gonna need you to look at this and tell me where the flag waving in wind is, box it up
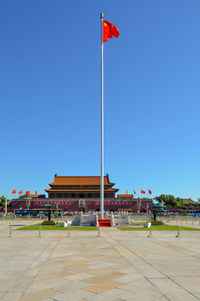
[103,21,120,42]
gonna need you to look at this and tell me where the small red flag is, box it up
[126,189,128,195]
[103,20,120,43]
[148,189,152,195]
[26,191,30,194]
[141,190,146,194]
[134,190,136,195]
[12,190,16,194]
[35,190,38,194]
[18,190,23,195]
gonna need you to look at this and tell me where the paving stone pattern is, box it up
[0,225,200,300]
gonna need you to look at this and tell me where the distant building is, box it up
[30,194,46,199]
[117,194,133,199]
[45,174,119,199]
[182,198,197,205]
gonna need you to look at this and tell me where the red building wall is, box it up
[11,198,153,213]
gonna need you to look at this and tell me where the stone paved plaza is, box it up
[0,224,200,301]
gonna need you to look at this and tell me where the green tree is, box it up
[154,194,177,207]
[19,194,30,199]
[0,196,11,207]
[176,197,184,207]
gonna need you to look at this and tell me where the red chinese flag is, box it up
[134,190,136,195]
[26,191,30,195]
[103,20,120,43]
[18,190,23,195]
[35,190,38,194]
[148,189,152,195]
[12,190,16,194]
[141,190,146,194]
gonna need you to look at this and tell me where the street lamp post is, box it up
[25,196,32,219]
[25,195,31,210]
[5,200,7,216]
[137,198,141,214]
[56,202,58,224]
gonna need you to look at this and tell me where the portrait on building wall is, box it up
[79,200,85,207]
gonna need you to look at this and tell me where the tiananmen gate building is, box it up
[11,174,152,213]
[45,174,119,199]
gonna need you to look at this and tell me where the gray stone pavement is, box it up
[0,224,200,301]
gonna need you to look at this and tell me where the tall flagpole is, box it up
[100,12,104,219]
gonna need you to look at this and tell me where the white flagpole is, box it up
[100,12,104,219]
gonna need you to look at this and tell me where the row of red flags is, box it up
[13,189,152,195]
[126,189,152,195]
[12,189,152,195]
[12,190,38,195]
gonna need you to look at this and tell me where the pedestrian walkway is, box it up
[0,226,200,300]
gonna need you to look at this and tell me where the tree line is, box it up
[154,194,199,208]
[0,194,30,207]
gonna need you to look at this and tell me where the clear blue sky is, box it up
[1,0,200,200]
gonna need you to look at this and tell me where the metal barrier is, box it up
[176,226,181,238]
[38,225,41,237]
[67,224,70,237]
[147,225,152,238]
[8,224,26,237]
[97,225,101,237]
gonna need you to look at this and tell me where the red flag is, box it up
[103,20,120,43]
[12,190,16,194]
[134,190,136,195]
[126,189,128,195]
[148,189,152,195]
[35,190,38,194]
[141,190,146,194]
[18,190,23,195]
[26,191,30,194]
